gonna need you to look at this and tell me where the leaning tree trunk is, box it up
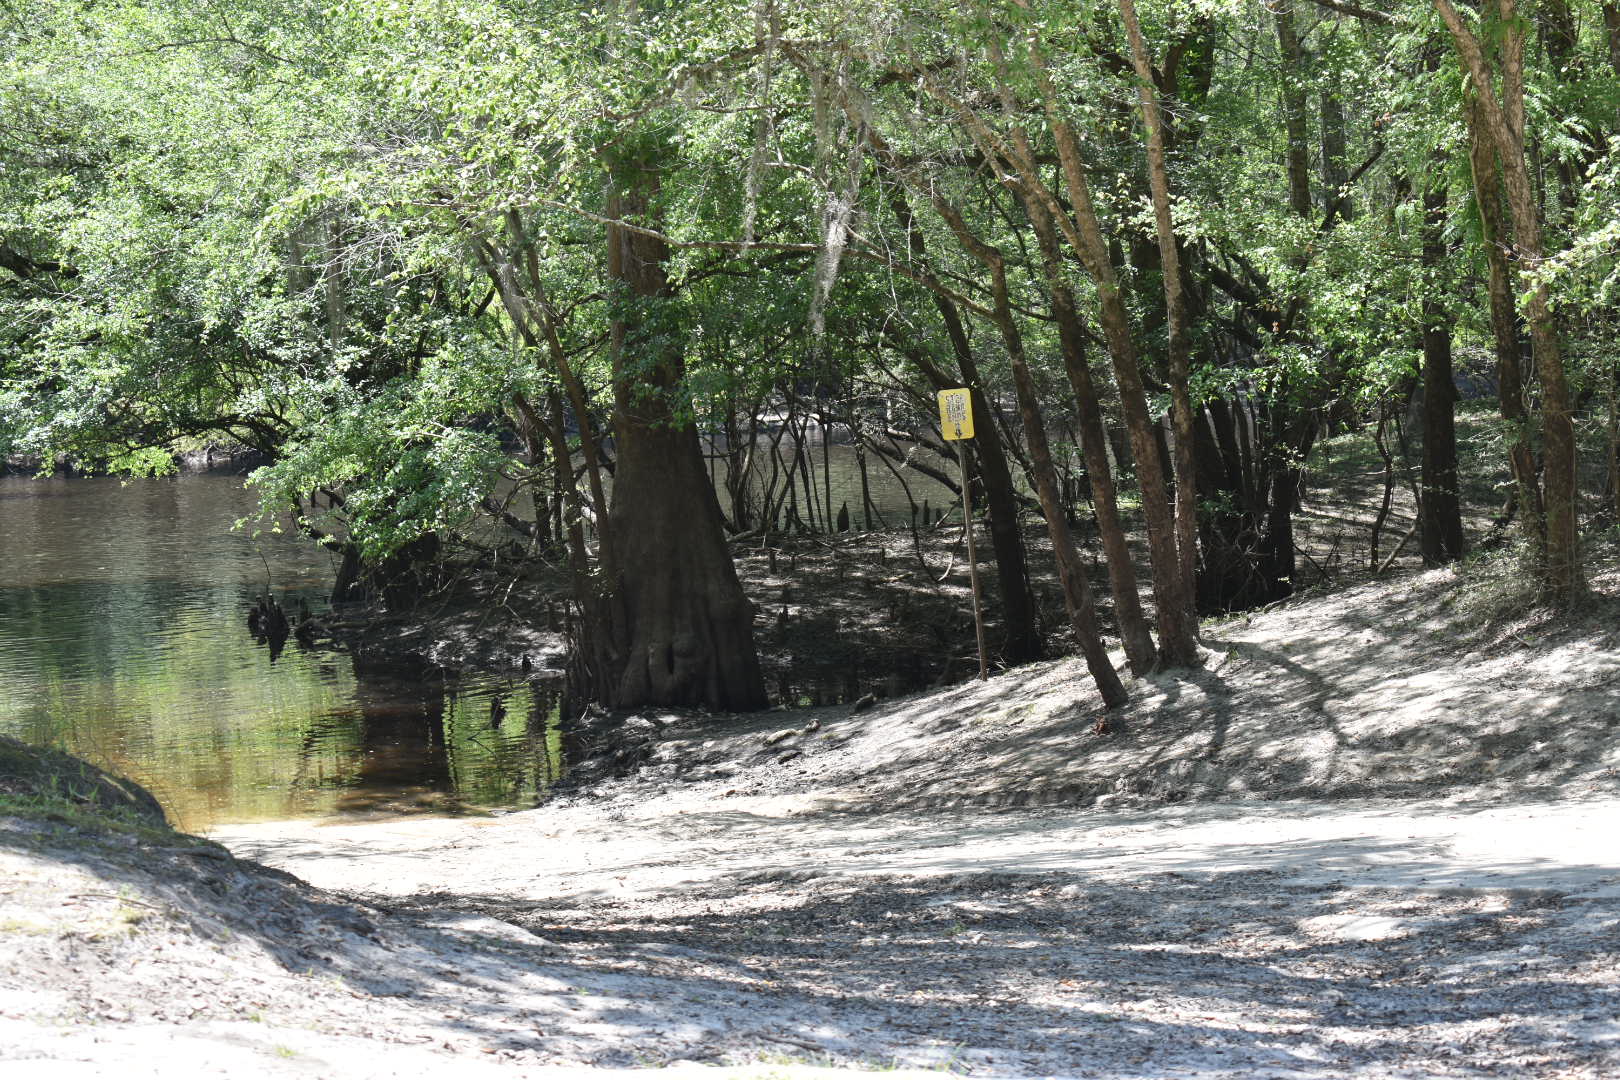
[893,144,1127,705]
[1014,39,1200,667]
[1190,0,1315,613]
[1605,3,1620,81]
[1120,0,1201,659]
[934,329,1042,664]
[1440,0,1579,601]
[1027,196,1157,676]
[572,160,767,712]
[984,260,1128,708]
[1468,95,1542,550]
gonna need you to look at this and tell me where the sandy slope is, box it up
[7,566,1620,1077]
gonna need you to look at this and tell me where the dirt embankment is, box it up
[6,561,1620,1078]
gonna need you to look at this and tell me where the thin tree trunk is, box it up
[1467,95,1543,555]
[1027,196,1157,676]
[513,388,589,585]
[506,389,551,552]
[1418,175,1466,564]
[1539,0,1580,213]
[821,406,833,532]
[1605,3,1620,81]
[1001,334,1128,705]
[851,408,875,530]
[1119,0,1201,662]
[1319,16,1353,222]
[479,228,612,560]
[963,26,1198,666]
[1606,371,1620,524]
[887,190,1042,664]
[506,210,611,543]
[794,410,818,532]
[1439,0,1580,602]
[1370,405,1396,570]
[1273,1,1314,219]
[982,259,1129,707]
[896,157,1127,705]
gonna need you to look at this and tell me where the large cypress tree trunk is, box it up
[572,160,767,712]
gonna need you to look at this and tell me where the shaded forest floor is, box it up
[299,400,1555,716]
[8,551,1620,1077]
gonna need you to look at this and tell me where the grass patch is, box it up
[0,736,169,828]
[1442,544,1549,635]
[0,791,187,847]
[0,737,198,848]
[1437,530,1620,642]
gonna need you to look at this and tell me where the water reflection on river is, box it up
[0,475,565,831]
[1,442,960,830]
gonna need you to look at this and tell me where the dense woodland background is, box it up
[2,0,1617,711]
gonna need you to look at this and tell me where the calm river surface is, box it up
[0,475,562,831]
[0,446,957,831]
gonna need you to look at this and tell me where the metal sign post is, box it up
[938,389,989,681]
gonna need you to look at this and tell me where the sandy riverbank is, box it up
[6,563,1620,1077]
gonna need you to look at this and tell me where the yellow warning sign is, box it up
[938,388,975,441]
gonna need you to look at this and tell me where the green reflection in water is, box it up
[0,476,568,831]
[441,680,567,809]
[0,581,357,829]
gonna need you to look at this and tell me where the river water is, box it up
[0,475,562,831]
[0,445,959,830]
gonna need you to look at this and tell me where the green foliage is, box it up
[250,343,518,558]
[4,0,1617,574]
